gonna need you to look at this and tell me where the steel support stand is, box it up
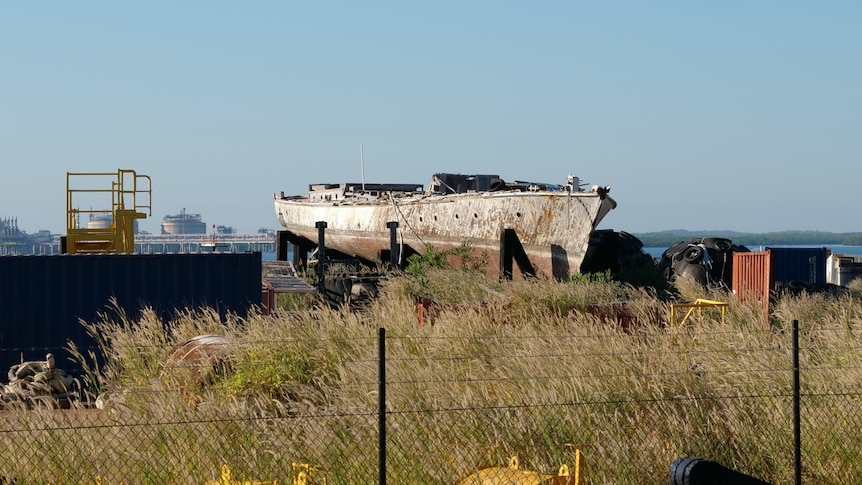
[387,221,399,270]
[316,221,327,294]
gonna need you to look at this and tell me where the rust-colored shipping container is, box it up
[732,247,829,316]
[732,251,772,316]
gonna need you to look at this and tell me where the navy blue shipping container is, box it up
[765,246,828,287]
[0,252,262,370]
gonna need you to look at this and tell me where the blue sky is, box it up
[2,2,860,235]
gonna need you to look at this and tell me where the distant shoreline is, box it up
[633,230,862,248]
[643,243,862,259]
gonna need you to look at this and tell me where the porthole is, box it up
[455,214,459,219]
[419,216,424,222]
[516,212,522,218]
[473,213,478,219]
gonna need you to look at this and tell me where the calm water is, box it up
[645,244,862,259]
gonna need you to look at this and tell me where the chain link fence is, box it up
[0,315,860,484]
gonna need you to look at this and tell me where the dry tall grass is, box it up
[2,271,862,484]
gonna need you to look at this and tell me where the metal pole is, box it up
[378,327,386,485]
[793,319,801,485]
[387,221,399,270]
[315,221,327,295]
[276,231,289,261]
[500,229,513,280]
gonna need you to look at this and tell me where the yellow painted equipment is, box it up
[64,169,151,254]
[291,463,328,485]
[205,464,279,485]
[456,452,582,485]
[669,298,728,328]
[203,463,327,484]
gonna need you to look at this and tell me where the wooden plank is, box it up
[262,261,317,294]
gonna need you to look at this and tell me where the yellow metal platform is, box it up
[65,169,151,254]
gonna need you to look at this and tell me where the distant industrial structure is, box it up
[1,216,21,237]
[3,170,277,255]
[161,209,207,235]
[0,216,55,255]
[136,230,275,254]
[0,214,275,255]
[159,209,239,238]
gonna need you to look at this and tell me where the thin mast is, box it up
[360,143,366,191]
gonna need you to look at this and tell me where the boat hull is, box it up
[275,189,615,278]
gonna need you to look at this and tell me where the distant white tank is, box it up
[87,214,112,229]
[87,214,140,234]
[161,209,206,235]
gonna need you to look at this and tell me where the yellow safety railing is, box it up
[65,169,151,254]
[669,298,728,328]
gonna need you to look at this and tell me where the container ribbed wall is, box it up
[0,252,261,369]
[732,251,772,317]
[732,247,829,317]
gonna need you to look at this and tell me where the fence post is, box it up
[792,319,801,485]
[378,327,387,485]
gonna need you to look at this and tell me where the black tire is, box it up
[788,280,808,290]
[678,263,709,285]
[683,246,704,263]
[662,241,690,259]
[731,244,750,253]
[710,238,733,252]
[670,457,702,485]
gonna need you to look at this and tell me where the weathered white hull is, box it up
[274,189,616,278]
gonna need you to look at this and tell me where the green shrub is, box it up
[221,350,318,399]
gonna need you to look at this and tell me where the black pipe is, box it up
[670,457,772,484]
